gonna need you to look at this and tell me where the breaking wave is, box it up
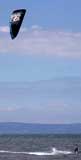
[27,148,72,155]
[0,148,72,156]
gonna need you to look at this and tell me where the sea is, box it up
[0,134,80,160]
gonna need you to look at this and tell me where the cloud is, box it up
[0,106,22,112]
[31,25,42,30]
[0,26,9,33]
[0,25,81,57]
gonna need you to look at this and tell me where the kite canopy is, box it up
[10,9,26,39]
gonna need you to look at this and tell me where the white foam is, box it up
[52,148,72,155]
[0,150,28,154]
[0,148,72,156]
[28,148,72,156]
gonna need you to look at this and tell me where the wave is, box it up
[0,148,72,156]
[28,148,72,156]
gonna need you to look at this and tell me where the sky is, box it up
[0,0,81,124]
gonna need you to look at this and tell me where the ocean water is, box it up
[0,134,80,160]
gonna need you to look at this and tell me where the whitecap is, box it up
[0,148,72,156]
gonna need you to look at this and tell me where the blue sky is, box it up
[0,0,81,123]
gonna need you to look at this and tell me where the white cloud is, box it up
[0,25,81,57]
[31,25,42,30]
[0,106,22,112]
[0,26,9,32]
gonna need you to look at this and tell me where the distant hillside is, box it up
[0,122,81,134]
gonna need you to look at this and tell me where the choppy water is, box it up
[0,134,80,160]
